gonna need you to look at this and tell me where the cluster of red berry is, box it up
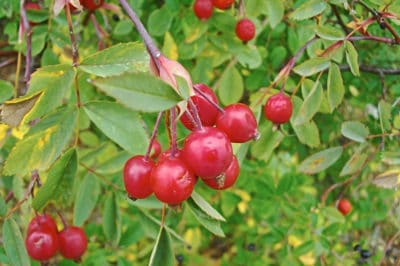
[192,0,256,42]
[124,83,259,205]
[25,214,88,263]
[337,198,352,216]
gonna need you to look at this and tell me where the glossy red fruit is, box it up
[180,83,219,131]
[123,155,154,199]
[150,139,162,160]
[182,127,233,179]
[337,198,352,216]
[58,226,88,260]
[25,227,59,261]
[150,157,196,205]
[203,155,239,190]
[216,103,259,143]
[27,214,58,235]
[235,18,256,42]
[193,0,213,20]
[264,92,293,124]
[212,0,234,9]
[158,148,182,162]
[81,0,104,11]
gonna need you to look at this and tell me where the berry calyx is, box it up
[235,18,256,42]
[81,0,104,11]
[27,214,58,235]
[180,83,219,131]
[337,198,352,216]
[264,92,293,124]
[212,0,234,9]
[216,103,259,143]
[150,157,196,205]
[182,127,233,179]
[193,0,213,20]
[123,155,154,199]
[58,226,88,260]
[25,227,59,261]
[203,155,239,190]
[150,139,162,160]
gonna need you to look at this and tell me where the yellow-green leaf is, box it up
[298,146,343,174]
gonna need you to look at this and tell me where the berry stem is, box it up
[193,84,225,113]
[56,210,68,228]
[188,99,203,130]
[161,204,166,227]
[20,0,33,92]
[90,13,109,50]
[65,3,79,66]
[145,111,164,160]
[170,107,178,157]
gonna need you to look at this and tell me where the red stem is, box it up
[145,112,164,160]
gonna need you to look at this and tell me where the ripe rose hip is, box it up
[150,157,196,205]
[193,0,213,20]
[216,103,259,143]
[180,83,219,131]
[264,92,293,124]
[158,148,182,162]
[25,227,59,261]
[235,18,256,42]
[337,198,352,216]
[81,0,104,11]
[27,214,58,235]
[203,155,239,190]
[123,155,154,199]
[58,226,88,260]
[182,127,233,179]
[212,0,234,9]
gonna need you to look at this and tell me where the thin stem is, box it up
[339,64,400,75]
[65,4,79,66]
[188,99,203,130]
[331,4,350,35]
[193,84,224,113]
[0,58,16,69]
[170,107,178,156]
[56,210,68,228]
[145,112,164,159]
[79,162,124,191]
[161,204,166,227]
[90,13,109,50]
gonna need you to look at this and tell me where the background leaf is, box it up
[218,66,244,106]
[190,191,226,222]
[345,41,360,76]
[293,80,323,126]
[3,218,30,266]
[298,146,343,174]
[103,192,121,245]
[74,173,101,226]
[148,226,174,266]
[341,121,369,143]
[290,0,327,20]
[293,57,330,77]
[327,64,345,111]
[0,80,13,103]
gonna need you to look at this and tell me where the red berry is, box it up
[27,214,58,235]
[182,127,233,179]
[150,157,196,205]
[235,18,256,42]
[264,92,293,124]
[212,0,234,9]
[337,198,352,216]
[123,155,154,199]
[81,0,104,11]
[150,139,162,160]
[24,2,41,27]
[180,83,219,131]
[193,0,213,20]
[58,226,88,260]
[158,148,182,162]
[216,103,259,143]
[25,227,59,261]
[203,155,239,190]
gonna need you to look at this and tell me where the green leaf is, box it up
[293,57,330,77]
[84,101,149,155]
[293,120,321,148]
[0,197,7,217]
[340,144,369,176]
[379,100,392,132]
[266,0,284,28]
[73,173,101,226]
[186,197,225,237]
[341,121,369,142]
[218,66,244,106]
[293,80,323,126]
[103,192,121,244]
[3,108,78,177]
[128,196,163,210]
[0,80,13,103]
[3,218,30,266]
[91,73,182,112]
[190,191,226,222]
[32,148,77,210]
[381,151,400,165]
[327,64,345,111]
[0,92,41,127]
[95,151,131,174]
[344,41,360,76]
[79,42,149,77]
[251,120,284,161]
[315,25,345,41]
[298,146,343,174]
[290,0,327,20]
[148,226,174,266]
[148,7,173,37]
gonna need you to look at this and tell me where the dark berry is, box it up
[353,244,361,252]
[235,18,256,42]
[360,249,372,259]
[247,243,256,251]
[264,92,293,124]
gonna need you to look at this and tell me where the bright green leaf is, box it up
[218,66,244,106]
[379,100,392,132]
[327,64,345,111]
[290,0,327,20]
[339,144,369,176]
[266,0,284,28]
[95,151,131,174]
[315,25,345,40]
[251,120,285,160]
[298,146,343,174]
[381,151,400,165]
[0,80,13,103]
[293,79,323,126]
[3,218,30,266]
[148,7,173,37]
[190,191,226,222]
[341,121,369,142]
[148,226,174,266]
[103,192,121,244]
[345,41,360,76]
[293,57,331,77]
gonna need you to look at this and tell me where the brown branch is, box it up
[339,64,400,75]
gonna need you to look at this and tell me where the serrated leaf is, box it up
[293,57,330,77]
[148,226,174,266]
[84,101,149,155]
[339,144,368,176]
[315,25,345,40]
[3,218,30,266]
[290,0,327,20]
[186,197,225,237]
[344,41,360,76]
[293,79,323,126]
[218,66,244,106]
[190,191,226,222]
[91,73,182,113]
[32,148,77,210]
[1,92,41,127]
[79,42,149,77]
[266,0,284,28]
[3,108,78,177]
[298,146,343,174]
[341,121,369,142]
[103,192,121,244]
[379,100,392,132]
[327,64,344,111]
[0,80,13,103]
[73,173,101,226]
[372,169,400,189]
